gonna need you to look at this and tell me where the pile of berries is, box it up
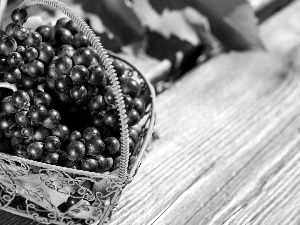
[0,8,145,173]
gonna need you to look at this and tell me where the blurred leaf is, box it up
[148,0,264,50]
[132,0,207,46]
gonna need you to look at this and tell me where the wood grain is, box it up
[108,49,300,225]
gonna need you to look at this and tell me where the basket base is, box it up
[0,195,104,225]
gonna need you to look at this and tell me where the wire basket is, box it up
[0,0,156,224]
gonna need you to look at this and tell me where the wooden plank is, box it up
[108,50,298,224]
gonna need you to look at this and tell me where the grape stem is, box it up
[0,82,17,91]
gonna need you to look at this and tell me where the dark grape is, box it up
[42,109,61,129]
[55,75,73,93]
[55,18,70,30]
[88,95,105,111]
[96,154,107,170]
[19,62,28,74]
[44,78,56,91]
[11,8,28,24]
[57,44,74,57]
[4,67,22,84]
[103,109,118,126]
[82,127,100,141]
[24,30,42,48]
[45,136,61,152]
[55,28,73,46]
[69,130,81,142]
[38,43,55,64]
[52,124,69,141]
[86,137,105,156]
[90,57,99,67]
[31,126,50,141]
[12,24,27,40]
[123,94,134,111]
[15,110,30,127]
[5,23,15,36]
[25,47,38,61]
[81,157,98,172]
[65,20,80,34]
[128,127,139,142]
[72,47,93,67]
[128,137,135,153]
[12,90,30,109]
[55,56,73,75]
[104,86,115,105]
[85,85,99,100]
[6,52,22,67]
[66,141,86,161]
[87,46,101,63]
[70,85,87,103]
[87,65,106,85]
[18,74,38,90]
[94,120,111,139]
[72,32,89,48]
[27,141,44,160]
[0,36,17,56]
[134,98,145,116]
[104,137,120,154]
[127,109,140,127]
[69,65,89,85]
[33,91,51,107]
[13,128,22,138]
[27,60,44,77]
[47,61,62,80]
[55,91,72,103]
[16,45,25,54]
[28,104,48,123]
[42,152,60,165]
[21,125,35,137]
[0,115,15,132]
[2,96,17,114]
[121,77,140,98]
[36,25,52,42]
[112,59,125,76]
[13,145,28,158]
[113,155,121,170]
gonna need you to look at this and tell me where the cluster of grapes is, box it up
[0,8,145,173]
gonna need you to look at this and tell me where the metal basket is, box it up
[0,0,156,224]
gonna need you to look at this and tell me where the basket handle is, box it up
[18,0,130,182]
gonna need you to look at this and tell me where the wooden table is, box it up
[1,0,300,224]
[111,1,300,224]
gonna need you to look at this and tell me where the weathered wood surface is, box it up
[109,49,299,225]
[108,2,300,224]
